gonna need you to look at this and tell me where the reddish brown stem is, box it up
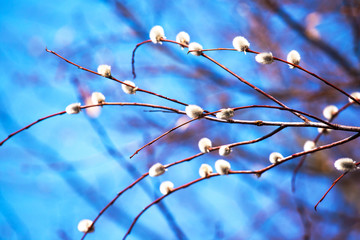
[0,103,182,147]
[2,102,358,148]
[84,126,287,239]
[131,39,187,79]
[124,166,272,238]
[81,173,148,240]
[231,105,335,128]
[124,146,359,238]
[46,48,190,108]
[291,102,353,192]
[155,41,309,122]
[130,111,219,159]
[314,172,347,211]
[315,162,360,211]
[254,132,360,175]
[0,111,66,146]
[122,176,212,239]
[196,47,360,105]
[131,40,152,79]
[166,126,286,168]
[124,145,359,238]
[199,53,309,122]
[86,130,359,240]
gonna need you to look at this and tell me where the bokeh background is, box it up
[1,0,360,239]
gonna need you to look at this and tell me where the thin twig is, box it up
[291,102,353,192]
[2,102,359,148]
[253,132,360,175]
[131,40,152,78]
[129,110,220,159]
[0,111,66,146]
[122,176,213,239]
[314,172,347,211]
[73,79,188,240]
[232,105,335,128]
[46,48,190,108]
[199,53,309,122]
[123,132,359,238]
[80,173,148,240]
[193,47,360,105]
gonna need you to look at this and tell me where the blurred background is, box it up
[1,0,360,239]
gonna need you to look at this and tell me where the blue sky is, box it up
[1,0,360,239]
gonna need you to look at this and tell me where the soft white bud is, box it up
[185,105,203,119]
[97,65,111,77]
[91,92,105,104]
[160,181,174,195]
[122,80,137,94]
[334,158,358,172]
[303,140,316,152]
[176,31,190,46]
[66,103,81,114]
[188,42,203,56]
[232,36,250,53]
[198,138,212,153]
[216,108,234,120]
[77,219,94,233]
[322,105,338,120]
[219,145,232,156]
[348,92,360,104]
[287,50,301,69]
[85,96,101,118]
[215,159,231,175]
[255,52,274,64]
[318,128,332,134]
[269,152,284,164]
[149,25,165,44]
[149,163,166,177]
[199,164,213,178]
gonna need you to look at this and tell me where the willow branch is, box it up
[198,47,360,105]
[129,110,219,159]
[2,102,360,147]
[291,102,353,192]
[46,48,190,108]
[314,172,347,211]
[80,173,148,240]
[123,131,360,238]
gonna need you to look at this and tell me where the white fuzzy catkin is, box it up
[97,65,111,77]
[91,92,105,104]
[215,159,231,175]
[149,25,165,44]
[323,105,338,120]
[269,152,284,164]
[348,92,360,104]
[77,219,94,233]
[198,138,212,153]
[188,42,203,56]
[149,163,166,177]
[334,158,358,172]
[318,127,332,134]
[176,31,190,46]
[121,80,137,94]
[216,108,234,120]
[232,36,250,53]
[160,181,174,195]
[303,140,316,152]
[199,164,213,178]
[66,103,81,114]
[287,50,301,69]
[219,145,231,156]
[185,105,203,119]
[255,52,274,64]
